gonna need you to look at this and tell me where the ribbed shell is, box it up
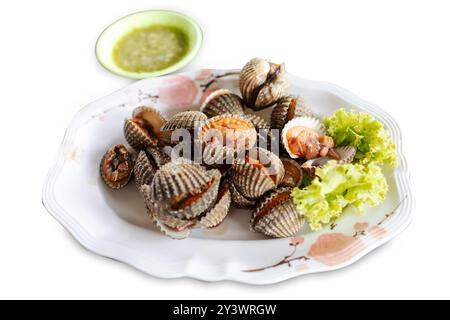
[231,148,285,199]
[149,163,221,219]
[197,182,231,228]
[243,114,272,148]
[198,114,257,151]
[229,180,256,209]
[161,111,207,132]
[281,116,326,159]
[280,158,303,188]
[146,146,171,168]
[243,114,270,130]
[134,150,156,190]
[124,106,167,150]
[239,58,289,110]
[202,142,235,166]
[250,187,305,238]
[301,146,357,176]
[99,144,133,189]
[239,58,271,106]
[149,203,197,231]
[149,213,191,239]
[254,69,289,110]
[200,89,245,118]
[271,96,314,130]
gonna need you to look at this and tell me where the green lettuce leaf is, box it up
[323,108,397,166]
[291,161,388,231]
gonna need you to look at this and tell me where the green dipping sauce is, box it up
[113,25,189,73]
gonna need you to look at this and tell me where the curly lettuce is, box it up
[323,108,397,166]
[291,161,388,231]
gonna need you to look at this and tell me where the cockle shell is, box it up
[100,144,133,189]
[281,116,326,159]
[198,114,257,153]
[301,146,357,176]
[147,162,221,219]
[250,187,305,238]
[160,111,207,144]
[124,106,167,150]
[232,147,285,199]
[229,180,256,209]
[134,146,171,189]
[280,158,304,188]
[200,89,245,118]
[243,114,272,148]
[134,150,156,190]
[271,96,313,130]
[239,58,289,110]
[197,181,231,228]
[243,114,271,130]
[149,213,192,240]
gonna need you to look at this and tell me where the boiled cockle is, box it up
[200,89,245,117]
[232,147,285,199]
[301,146,356,176]
[281,116,337,160]
[124,106,167,150]
[160,111,207,145]
[239,58,289,110]
[271,95,313,130]
[100,144,134,189]
[198,114,257,155]
[144,162,222,219]
[250,187,305,238]
[228,180,257,209]
[279,158,303,188]
[134,146,170,190]
[197,180,232,228]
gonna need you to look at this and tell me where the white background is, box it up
[0,0,449,299]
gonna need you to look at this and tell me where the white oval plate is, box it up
[42,69,413,284]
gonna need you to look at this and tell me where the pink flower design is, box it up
[354,222,369,232]
[158,75,198,109]
[290,236,304,246]
[308,233,365,266]
[368,226,387,240]
[199,87,220,105]
[195,69,212,81]
[295,264,309,273]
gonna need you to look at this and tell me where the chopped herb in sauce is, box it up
[113,25,189,73]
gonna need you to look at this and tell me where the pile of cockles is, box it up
[100,58,356,239]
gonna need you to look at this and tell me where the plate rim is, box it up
[42,69,414,284]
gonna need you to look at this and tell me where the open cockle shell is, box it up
[134,146,171,190]
[301,145,357,176]
[148,162,221,219]
[280,158,304,188]
[197,181,231,228]
[124,106,167,150]
[134,150,156,190]
[229,180,257,209]
[243,114,272,148]
[100,144,134,189]
[161,111,207,144]
[239,58,290,110]
[232,147,285,199]
[198,114,257,153]
[250,187,305,238]
[149,213,192,240]
[281,116,326,159]
[200,89,245,118]
[271,96,314,130]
